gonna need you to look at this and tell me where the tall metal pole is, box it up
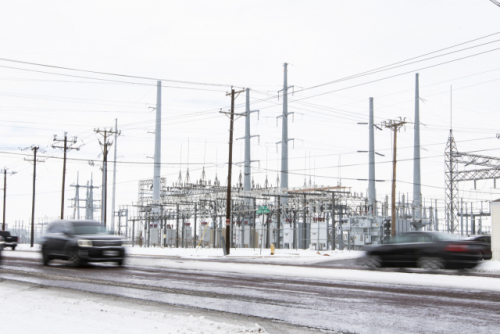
[151,81,162,240]
[111,119,118,232]
[244,88,251,194]
[331,193,335,250]
[391,128,397,237]
[194,203,197,248]
[31,147,38,247]
[176,204,179,248]
[368,97,376,215]
[277,195,281,249]
[280,63,291,205]
[153,81,162,204]
[2,170,6,231]
[302,194,306,249]
[413,73,422,221]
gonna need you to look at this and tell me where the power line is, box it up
[302,35,500,92]
[0,58,233,87]
[0,65,228,92]
[251,46,500,111]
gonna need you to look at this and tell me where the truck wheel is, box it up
[364,255,382,269]
[116,259,123,266]
[11,246,16,251]
[69,251,82,268]
[418,257,444,270]
[42,247,51,266]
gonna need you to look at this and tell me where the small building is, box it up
[490,199,500,261]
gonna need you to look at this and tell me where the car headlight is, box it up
[78,239,93,247]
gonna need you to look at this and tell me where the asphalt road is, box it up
[1,255,500,334]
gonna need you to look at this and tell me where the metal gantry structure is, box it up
[127,174,444,251]
[445,131,498,233]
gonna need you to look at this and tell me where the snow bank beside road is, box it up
[126,246,364,264]
[13,243,363,264]
[475,260,500,273]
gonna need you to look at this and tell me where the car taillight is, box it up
[445,244,469,252]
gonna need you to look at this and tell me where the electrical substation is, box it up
[58,66,494,252]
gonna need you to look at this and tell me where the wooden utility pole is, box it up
[220,87,245,255]
[1,168,16,231]
[24,146,45,247]
[95,127,119,228]
[382,118,408,237]
[52,132,79,219]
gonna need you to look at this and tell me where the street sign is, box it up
[256,206,270,214]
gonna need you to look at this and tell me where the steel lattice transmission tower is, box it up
[445,130,459,232]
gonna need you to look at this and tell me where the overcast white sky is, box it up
[1,1,500,227]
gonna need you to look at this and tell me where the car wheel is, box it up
[116,259,123,266]
[418,257,444,270]
[364,255,382,269]
[11,246,16,251]
[42,247,51,266]
[69,251,82,268]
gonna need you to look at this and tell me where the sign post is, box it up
[256,206,270,255]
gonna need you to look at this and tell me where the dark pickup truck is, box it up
[0,231,18,250]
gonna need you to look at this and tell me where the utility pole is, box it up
[24,146,45,247]
[413,73,422,222]
[151,81,162,239]
[236,88,259,200]
[220,87,245,255]
[1,168,17,231]
[95,127,120,228]
[111,118,122,233]
[52,132,79,219]
[383,118,408,237]
[277,63,294,205]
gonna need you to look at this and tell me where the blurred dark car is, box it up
[464,235,491,260]
[40,220,125,267]
[362,231,481,270]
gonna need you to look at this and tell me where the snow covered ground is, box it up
[0,280,267,334]
[14,243,363,264]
